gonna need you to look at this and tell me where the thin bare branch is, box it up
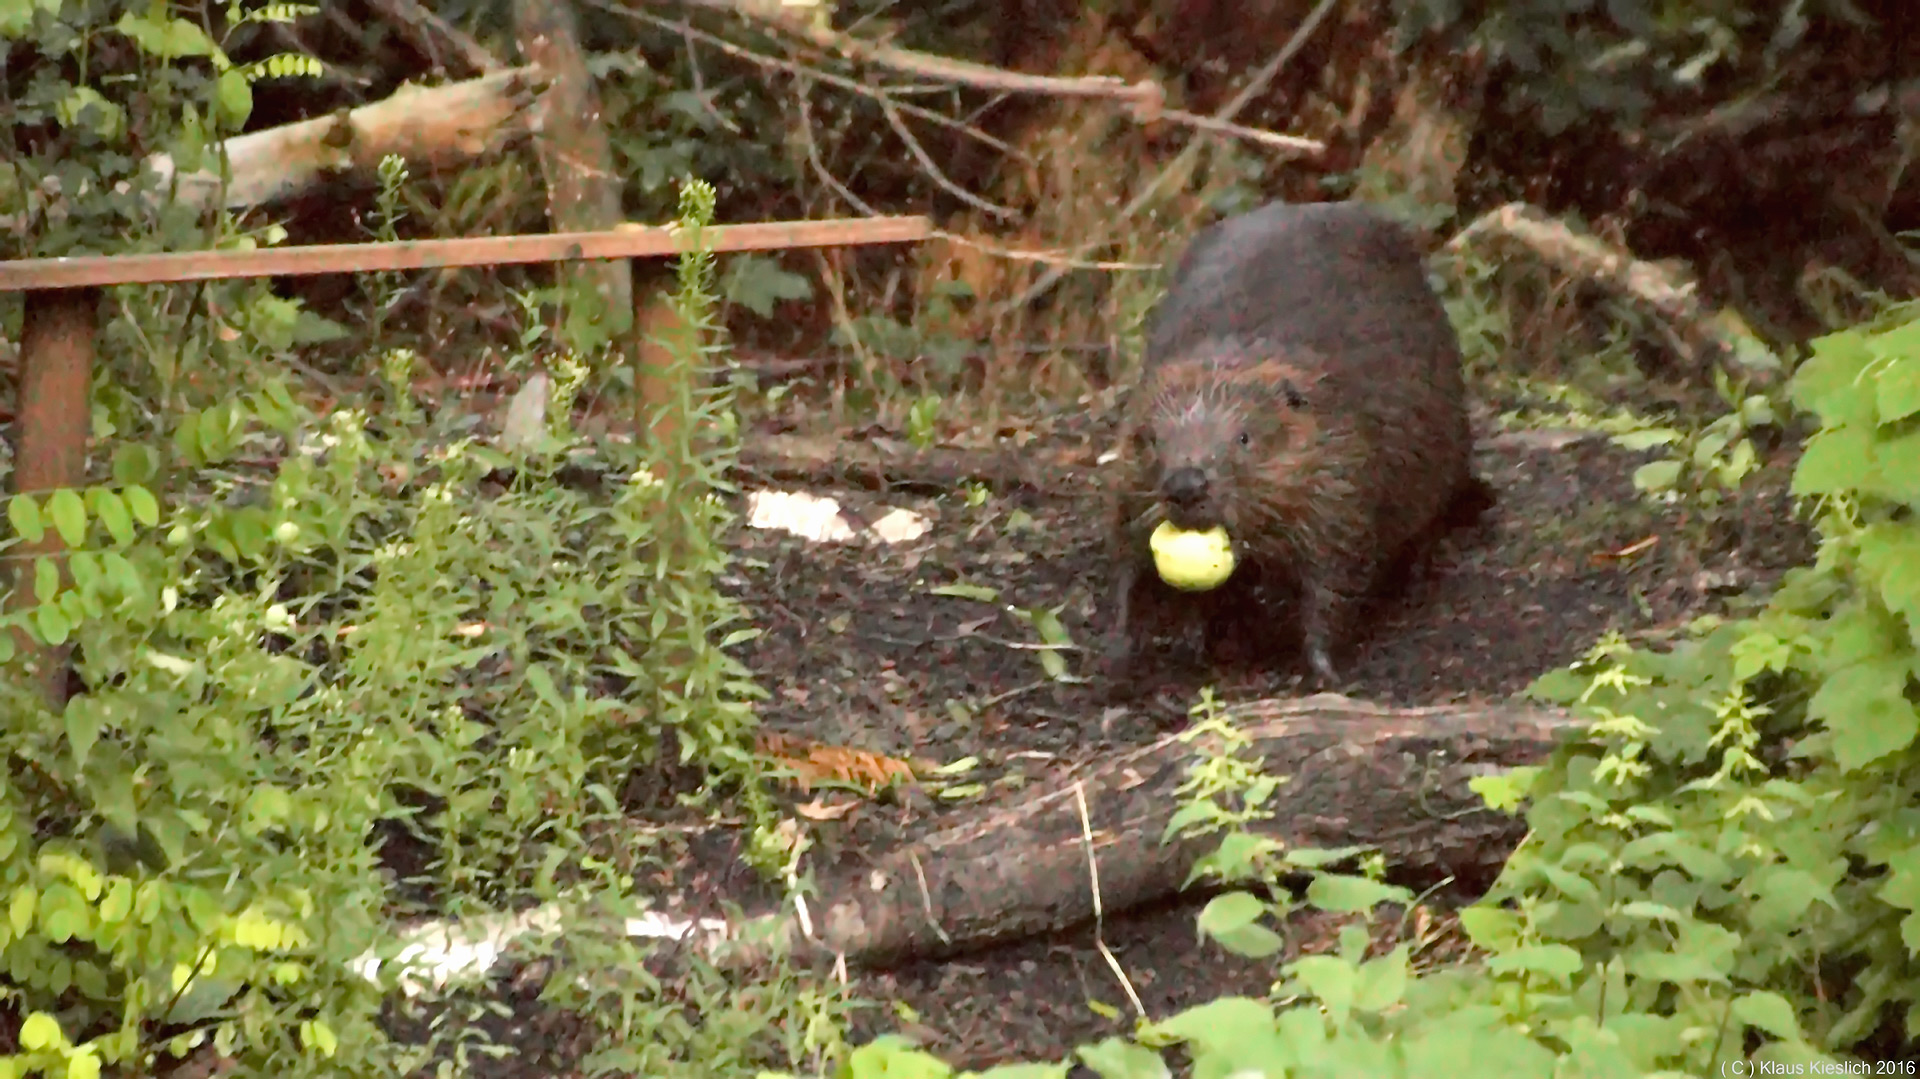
[796,81,882,218]
[363,0,502,76]
[876,98,1016,220]
[1005,0,1344,313]
[601,5,1025,162]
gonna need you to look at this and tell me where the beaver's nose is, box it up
[1161,467,1208,506]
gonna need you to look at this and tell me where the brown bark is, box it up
[143,67,543,213]
[9,289,98,708]
[728,693,1579,969]
[514,0,634,349]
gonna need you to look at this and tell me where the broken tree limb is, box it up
[364,0,502,77]
[339,694,1583,995]
[715,693,1582,970]
[1445,201,1786,385]
[140,66,545,213]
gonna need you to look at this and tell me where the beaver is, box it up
[1102,199,1493,692]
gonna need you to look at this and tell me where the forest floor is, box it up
[397,378,1815,1076]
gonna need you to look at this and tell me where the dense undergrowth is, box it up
[1,4,833,1078]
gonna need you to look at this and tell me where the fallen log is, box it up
[722,692,1583,970]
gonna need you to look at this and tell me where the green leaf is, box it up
[1733,991,1804,1041]
[97,879,132,924]
[64,699,99,768]
[9,494,44,544]
[10,887,36,937]
[1196,892,1285,958]
[1304,872,1409,913]
[66,1049,100,1079]
[1353,944,1410,1013]
[1626,947,1732,986]
[228,509,267,562]
[1878,356,1920,424]
[113,11,217,58]
[1073,1038,1168,1079]
[1610,427,1681,451]
[89,488,134,546]
[197,405,232,463]
[1632,459,1683,492]
[48,488,86,547]
[1807,658,1920,769]
[1791,326,1874,423]
[34,603,71,646]
[124,485,160,528]
[721,255,813,318]
[1143,995,1276,1050]
[1868,317,1920,365]
[172,416,203,467]
[111,444,159,486]
[1197,890,1266,934]
[1874,428,1920,505]
[1487,943,1584,980]
[242,787,293,834]
[18,1012,62,1051]
[33,556,60,603]
[1793,424,1877,496]
[1286,955,1357,1021]
[102,553,141,598]
[216,69,253,128]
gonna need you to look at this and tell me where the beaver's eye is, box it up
[1237,431,1251,448]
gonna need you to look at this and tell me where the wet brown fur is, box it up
[1101,200,1490,692]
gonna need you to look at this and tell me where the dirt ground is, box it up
[389,385,1814,1077]
[716,398,1808,1070]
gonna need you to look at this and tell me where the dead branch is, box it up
[717,0,1325,157]
[708,693,1579,969]
[608,7,1023,161]
[139,66,545,213]
[362,0,502,76]
[610,0,1321,238]
[1005,0,1344,313]
[1446,201,1785,385]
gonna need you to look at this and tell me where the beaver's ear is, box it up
[1279,378,1308,409]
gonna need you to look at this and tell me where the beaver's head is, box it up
[1138,340,1324,533]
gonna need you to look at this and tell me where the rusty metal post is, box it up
[9,287,98,709]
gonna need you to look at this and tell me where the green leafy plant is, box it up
[1612,366,1782,509]
[0,5,796,1077]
